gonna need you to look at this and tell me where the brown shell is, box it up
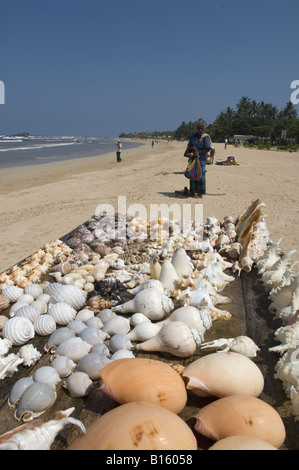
[0,294,10,311]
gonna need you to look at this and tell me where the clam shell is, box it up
[14,382,57,422]
[49,285,87,310]
[48,302,77,325]
[2,317,35,346]
[34,315,57,336]
[2,286,24,303]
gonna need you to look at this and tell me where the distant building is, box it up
[233,134,259,145]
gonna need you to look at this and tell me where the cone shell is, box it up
[67,401,198,450]
[182,352,264,398]
[194,395,286,448]
[98,358,187,414]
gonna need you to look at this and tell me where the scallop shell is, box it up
[34,315,57,336]
[49,285,87,310]
[48,302,77,325]
[63,371,94,398]
[2,317,35,346]
[14,382,57,422]
[2,286,24,303]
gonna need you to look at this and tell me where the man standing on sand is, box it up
[185,121,211,198]
[116,139,122,162]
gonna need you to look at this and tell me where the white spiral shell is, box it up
[49,285,87,310]
[2,286,24,303]
[48,302,77,325]
[2,317,35,346]
[14,305,39,323]
[24,284,44,299]
[34,315,57,336]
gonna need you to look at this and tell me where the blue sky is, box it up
[0,0,298,137]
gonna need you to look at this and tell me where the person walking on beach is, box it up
[184,121,211,198]
[224,138,228,149]
[116,139,122,162]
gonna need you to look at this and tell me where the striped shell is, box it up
[49,285,87,310]
[14,305,39,323]
[48,302,77,325]
[2,286,24,303]
[34,315,57,336]
[24,284,44,299]
[0,315,8,330]
[2,317,35,346]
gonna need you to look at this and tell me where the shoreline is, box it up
[0,139,299,273]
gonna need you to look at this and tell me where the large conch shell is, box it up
[66,401,198,450]
[155,305,212,334]
[182,352,264,398]
[200,335,260,358]
[98,358,187,414]
[194,395,286,448]
[113,288,174,321]
[135,321,202,357]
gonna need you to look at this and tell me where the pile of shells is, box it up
[0,200,294,449]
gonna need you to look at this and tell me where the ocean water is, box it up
[0,135,141,168]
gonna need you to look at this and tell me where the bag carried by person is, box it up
[184,155,202,181]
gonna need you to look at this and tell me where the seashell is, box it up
[261,249,296,290]
[50,262,72,274]
[200,335,260,358]
[44,327,76,353]
[136,321,202,358]
[270,322,299,354]
[67,401,197,450]
[8,377,35,408]
[91,343,111,357]
[128,279,165,296]
[78,326,109,345]
[31,299,48,315]
[102,315,130,336]
[18,344,42,366]
[208,435,278,450]
[0,407,86,450]
[0,337,12,355]
[0,294,10,311]
[14,305,39,323]
[182,352,264,398]
[33,366,60,390]
[110,349,135,360]
[129,312,151,327]
[113,288,174,321]
[67,319,87,334]
[9,298,33,318]
[85,316,103,329]
[36,293,50,304]
[43,282,62,296]
[126,322,161,342]
[159,260,179,291]
[96,308,115,323]
[24,284,44,299]
[48,302,77,325]
[155,305,212,334]
[150,256,162,280]
[76,352,111,379]
[0,314,8,331]
[223,215,234,225]
[171,248,193,279]
[2,286,24,303]
[226,242,242,259]
[108,334,133,353]
[14,382,57,422]
[63,371,94,398]
[49,284,87,310]
[34,315,56,336]
[193,395,286,448]
[99,358,187,414]
[54,337,92,362]
[2,317,35,346]
[50,355,76,377]
[0,353,23,379]
[256,237,283,275]
[268,274,299,315]
[75,308,95,322]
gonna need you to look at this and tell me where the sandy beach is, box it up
[0,139,299,273]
